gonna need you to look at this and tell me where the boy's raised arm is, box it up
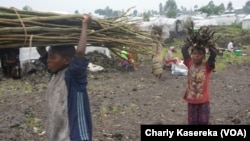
[76,14,91,58]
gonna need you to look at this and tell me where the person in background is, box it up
[151,25,164,80]
[120,48,129,68]
[0,48,21,79]
[36,14,92,141]
[181,41,217,125]
[120,48,138,71]
[164,46,179,70]
[127,51,138,71]
[227,40,234,52]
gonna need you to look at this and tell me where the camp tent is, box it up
[242,15,250,30]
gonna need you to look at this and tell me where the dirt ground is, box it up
[0,52,250,141]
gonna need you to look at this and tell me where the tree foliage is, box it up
[133,10,138,16]
[74,10,79,14]
[166,9,177,18]
[22,5,32,11]
[243,1,250,14]
[227,1,233,11]
[164,0,177,18]
[94,6,122,17]
[197,1,225,16]
[19,0,250,19]
[143,11,150,21]
[159,3,164,15]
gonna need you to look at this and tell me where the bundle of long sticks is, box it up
[0,6,156,57]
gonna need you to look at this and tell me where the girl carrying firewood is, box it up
[181,25,219,125]
[151,25,164,80]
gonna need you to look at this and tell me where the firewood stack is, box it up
[185,22,220,54]
[0,6,156,58]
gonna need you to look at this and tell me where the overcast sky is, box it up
[1,0,249,14]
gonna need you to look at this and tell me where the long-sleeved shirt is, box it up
[40,55,92,141]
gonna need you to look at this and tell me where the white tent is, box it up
[19,47,42,68]
[150,17,182,32]
[85,46,111,58]
[214,14,237,25]
[242,15,250,30]
[193,19,218,28]
[138,21,153,31]
[236,14,247,23]
[138,20,170,39]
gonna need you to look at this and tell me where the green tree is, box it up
[197,1,225,16]
[143,12,150,21]
[105,6,112,17]
[219,3,225,11]
[23,5,32,11]
[164,0,177,18]
[75,10,79,14]
[167,9,177,18]
[159,3,163,15]
[243,1,250,14]
[94,7,121,17]
[207,1,215,8]
[227,1,233,11]
[133,10,138,16]
[150,10,158,16]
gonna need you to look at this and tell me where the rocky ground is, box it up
[0,52,250,141]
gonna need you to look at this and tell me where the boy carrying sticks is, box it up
[36,14,92,141]
[181,25,219,125]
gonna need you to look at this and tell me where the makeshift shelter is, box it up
[235,14,247,23]
[242,15,250,30]
[213,14,237,25]
[193,18,218,28]
[150,17,183,33]
[138,20,170,40]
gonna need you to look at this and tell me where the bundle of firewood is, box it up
[186,22,220,53]
[0,6,156,57]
